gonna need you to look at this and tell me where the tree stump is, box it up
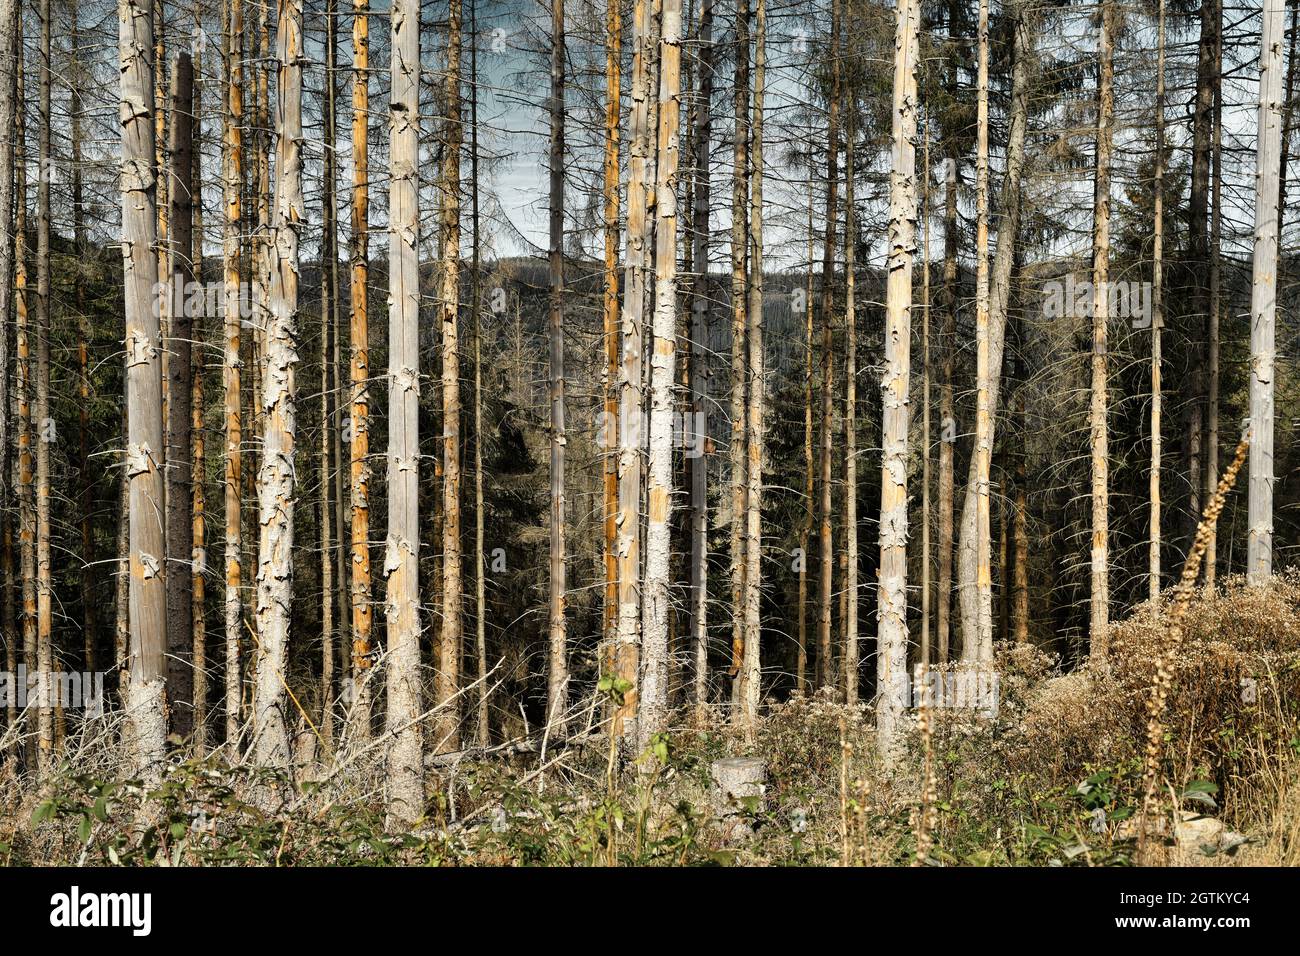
[710,757,766,843]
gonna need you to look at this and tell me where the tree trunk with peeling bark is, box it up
[877,0,918,761]
[35,0,53,775]
[252,0,303,766]
[384,0,422,822]
[817,0,839,690]
[728,0,748,710]
[639,0,682,749]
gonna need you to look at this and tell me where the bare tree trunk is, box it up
[740,0,764,732]
[1205,28,1223,588]
[34,0,54,775]
[727,0,748,709]
[545,0,569,735]
[435,0,464,755]
[15,33,35,770]
[842,83,858,701]
[937,0,958,665]
[253,0,303,766]
[601,0,621,717]
[221,0,243,747]
[920,120,932,664]
[955,1,1033,660]
[0,0,14,755]
[318,0,339,751]
[798,180,813,693]
[1248,0,1285,584]
[1087,0,1114,661]
[121,0,167,772]
[877,0,918,761]
[166,51,196,740]
[817,0,839,689]
[1150,0,1166,602]
[385,0,422,822]
[688,0,711,717]
[639,0,682,749]
[348,0,372,737]
[967,0,992,662]
[614,0,653,739]
[469,0,488,747]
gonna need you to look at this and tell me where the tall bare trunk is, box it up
[0,0,15,760]
[817,0,839,688]
[1247,0,1285,584]
[967,0,992,661]
[601,0,621,716]
[34,0,54,774]
[1205,27,1223,587]
[688,0,711,716]
[121,0,167,771]
[545,0,569,735]
[955,2,1033,660]
[842,83,858,700]
[920,120,932,663]
[639,0,682,749]
[727,0,748,708]
[348,0,372,736]
[166,51,196,739]
[385,0,422,822]
[1150,0,1166,602]
[1087,0,1114,661]
[877,0,918,761]
[740,0,764,731]
[937,0,959,665]
[221,0,244,746]
[253,0,303,765]
[435,0,464,754]
[614,0,653,739]
[469,0,488,747]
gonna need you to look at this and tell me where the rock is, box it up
[710,758,766,843]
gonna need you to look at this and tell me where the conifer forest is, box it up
[0,0,1298,878]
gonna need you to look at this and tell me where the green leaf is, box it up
[77,816,92,843]
[30,801,55,827]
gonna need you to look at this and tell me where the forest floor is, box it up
[2,574,1299,866]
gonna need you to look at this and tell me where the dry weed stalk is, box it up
[1136,432,1249,860]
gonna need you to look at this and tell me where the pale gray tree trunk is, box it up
[876,0,918,760]
[1248,0,1285,584]
[385,0,423,823]
[639,0,682,750]
[253,0,304,766]
[120,0,167,772]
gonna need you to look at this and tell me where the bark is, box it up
[798,180,814,692]
[1087,0,1114,661]
[955,2,1033,661]
[0,0,14,563]
[319,0,339,750]
[937,0,959,665]
[601,0,621,711]
[1248,0,1285,583]
[1150,0,1166,602]
[1205,26,1223,588]
[253,0,303,766]
[741,0,764,731]
[728,0,748,708]
[469,0,488,747]
[385,0,423,823]
[34,0,53,774]
[614,0,653,739]
[546,0,569,735]
[221,0,244,747]
[166,51,196,739]
[877,0,919,761]
[688,0,711,716]
[920,123,932,664]
[817,0,840,689]
[15,28,34,769]
[121,0,167,772]
[842,82,858,701]
[435,0,464,755]
[348,0,372,737]
[639,0,682,750]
